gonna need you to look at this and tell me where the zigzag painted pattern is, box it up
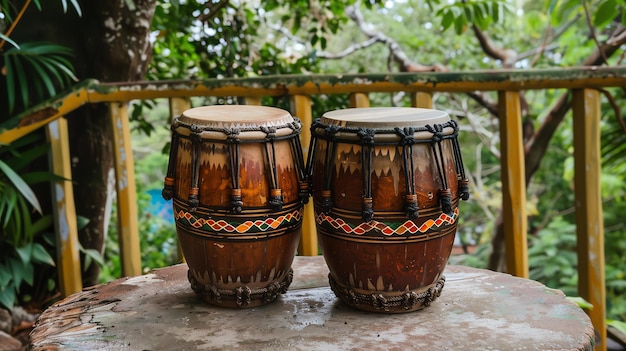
[316,207,458,236]
[175,209,303,233]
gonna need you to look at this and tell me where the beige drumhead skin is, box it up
[175,105,297,140]
[321,107,449,128]
[179,105,294,126]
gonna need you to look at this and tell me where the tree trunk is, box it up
[12,0,156,285]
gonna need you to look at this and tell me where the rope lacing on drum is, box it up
[357,127,375,222]
[305,120,321,198]
[162,122,179,201]
[289,118,309,204]
[320,124,340,214]
[426,124,453,216]
[226,128,243,214]
[261,126,283,211]
[188,125,203,212]
[449,120,470,201]
[395,127,419,219]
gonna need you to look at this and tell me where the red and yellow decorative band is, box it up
[175,208,303,234]
[316,207,458,236]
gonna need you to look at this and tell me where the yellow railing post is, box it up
[410,92,433,109]
[497,91,529,278]
[244,96,263,106]
[291,94,318,256]
[46,118,83,295]
[572,89,606,351]
[349,93,370,107]
[109,102,142,276]
[169,97,191,121]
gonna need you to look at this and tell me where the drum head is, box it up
[179,105,294,127]
[175,105,298,140]
[321,107,449,129]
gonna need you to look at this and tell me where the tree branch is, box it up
[582,0,608,65]
[345,5,445,72]
[317,37,379,59]
[471,24,517,68]
[198,0,229,23]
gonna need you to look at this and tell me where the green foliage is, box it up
[101,182,179,282]
[0,135,59,309]
[608,319,626,337]
[2,42,78,113]
[435,0,511,34]
[528,217,578,296]
[0,134,48,243]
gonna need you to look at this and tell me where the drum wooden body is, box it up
[308,107,469,313]
[163,105,308,308]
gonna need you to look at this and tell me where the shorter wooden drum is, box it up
[162,105,308,308]
[308,107,470,313]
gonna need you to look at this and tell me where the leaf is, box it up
[454,15,467,34]
[9,257,25,290]
[16,190,34,244]
[24,57,56,97]
[607,320,626,335]
[82,248,104,269]
[440,10,455,31]
[0,34,19,49]
[6,143,50,171]
[1,187,17,228]
[0,160,42,214]
[12,56,30,109]
[21,261,34,287]
[593,0,617,27]
[71,0,82,16]
[31,243,56,267]
[77,216,90,230]
[5,54,16,113]
[0,282,16,310]
[565,297,593,310]
[0,267,12,287]
[28,215,53,237]
[21,171,67,185]
[15,243,32,264]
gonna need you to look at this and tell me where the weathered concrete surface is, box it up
[29,256,593,351]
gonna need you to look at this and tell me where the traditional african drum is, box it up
[162,105,308,308]
[307,107,469,313]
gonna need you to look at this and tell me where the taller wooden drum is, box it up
[162,105,308,308]
[308,107,470,313]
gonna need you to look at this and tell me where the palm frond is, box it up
[3,42,78,113]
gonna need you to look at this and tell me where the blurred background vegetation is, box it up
[1,0,625,335]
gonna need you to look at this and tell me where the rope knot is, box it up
[357,127,376,145]
[260,125,277,140]
[426,124,444,143]
[324,124,340,136]
[225,128,240,143]
[394,127,415,146]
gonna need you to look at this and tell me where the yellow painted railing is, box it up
[2,67,625,350]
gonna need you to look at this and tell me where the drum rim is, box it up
[321,107,449,128]
[172,106,301,141]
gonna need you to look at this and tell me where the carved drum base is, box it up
[188,268,294,308]
[329,274,445,313]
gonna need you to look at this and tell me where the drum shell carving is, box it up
[165,105,305,308]
[309,107,467,313]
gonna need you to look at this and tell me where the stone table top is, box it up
[29,256,594,351]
